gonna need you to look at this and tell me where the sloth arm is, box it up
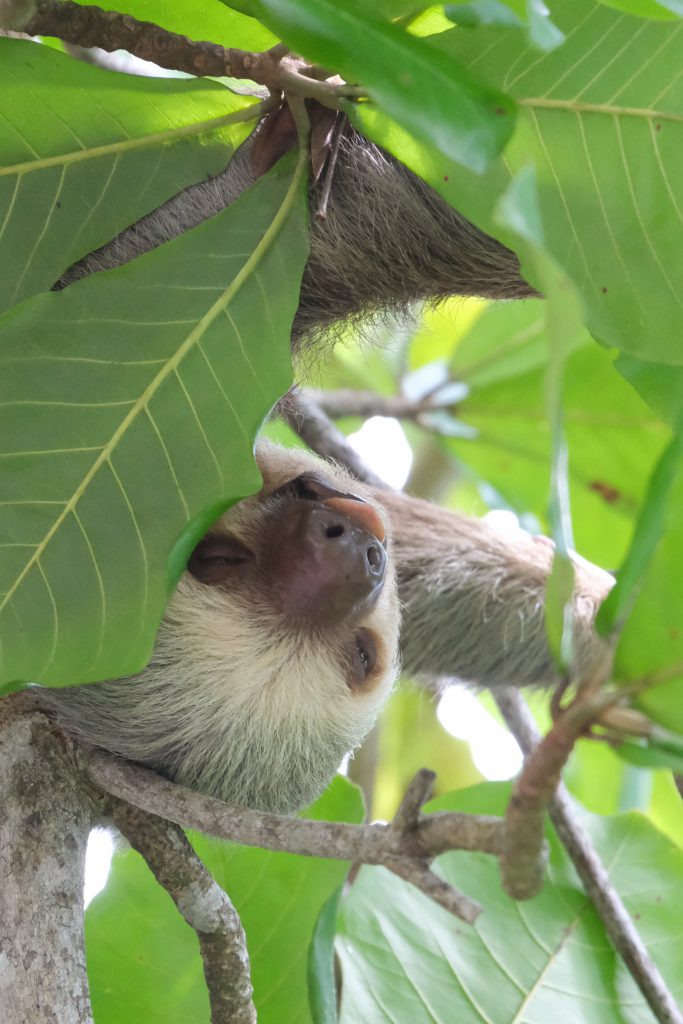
[374,488,613,689]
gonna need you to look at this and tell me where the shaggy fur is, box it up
[375,488,613,689]
[56,127,536,346]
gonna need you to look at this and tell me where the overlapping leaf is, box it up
[337,785,683,1023]
[0,154,307,689]
[0,39,257,314]
[243,0,515,172]
[353,0,683,363]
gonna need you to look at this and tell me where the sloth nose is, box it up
[272,502,387,622]
[316,506,387,581]
[322,496,386,543]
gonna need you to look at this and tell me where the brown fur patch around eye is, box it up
[347,628,386,692]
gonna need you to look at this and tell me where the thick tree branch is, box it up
[0,696,94,1024]
[112,802,256,1024]
[4,0,362,105]
[496,689,683,1024]
[83,747,507,923]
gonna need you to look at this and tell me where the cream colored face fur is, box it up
[44,443,400,814]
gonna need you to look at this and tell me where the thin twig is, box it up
[112,801,256,1024]
[280,389,386,487]
[495,688,683,1024]
[304,387,449,421]
[83,748,507,923]
[501,685,622,899]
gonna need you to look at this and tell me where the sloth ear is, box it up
[187,534,254,585]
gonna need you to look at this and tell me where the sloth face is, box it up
[45,443,401,814]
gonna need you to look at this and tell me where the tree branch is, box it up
[111,801,256,1024]
[500,685,619,900]
[496,688,683,1024]
[83,747,508,924]
[4,0,362,105]
[0,695,94,1024]
[280,389,386,487]
[303,387,451,422]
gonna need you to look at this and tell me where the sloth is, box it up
[43,442,401,815]
[45,105,613,814]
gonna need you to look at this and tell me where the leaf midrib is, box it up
[0,103,263,178]
[0,142,306,618]
[521,97,683,123]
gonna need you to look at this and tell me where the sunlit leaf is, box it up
[337,785,683,1022]
[353,0,683,364]
[0,155,306,689]
[0,39,258,314]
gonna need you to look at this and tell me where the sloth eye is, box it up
[187,534,253,585]
[350,628,378,685]
[279,473,363,504]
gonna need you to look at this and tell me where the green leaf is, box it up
[449,298,548,385]
[73,0,279,49]
[0,154,307,689]
[608,452,683,732]
[0,39,258,315]
[86,778,363,1024]
[353,0,683,364]
[599,0,682,17]
[616,353,683,428]
[337,785,683,1022]
[597,420,683,636]
[617,738,683,774]
[308,888,342,1024]
[86,846,209,1024]
[445,0,565,50]
[244,0,515,172]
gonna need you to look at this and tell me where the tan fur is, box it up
[375,488,613,689]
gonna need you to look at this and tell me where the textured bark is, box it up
[0,696,94,1024]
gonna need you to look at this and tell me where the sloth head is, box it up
[46,443,400,814]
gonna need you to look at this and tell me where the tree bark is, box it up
[0,696,94,1024]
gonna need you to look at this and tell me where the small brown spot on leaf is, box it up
[589,480,621,504]
[443,175,449,182]
[601,286,608,293]
[655,123,662,132]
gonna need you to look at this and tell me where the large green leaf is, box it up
[86,777,363,1024]
[337,785,683,1023]
[0,154,306,689]
[443,306,669,566]
[353,0,683,363]
[0,39,257,314]
[244,0,515,172]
